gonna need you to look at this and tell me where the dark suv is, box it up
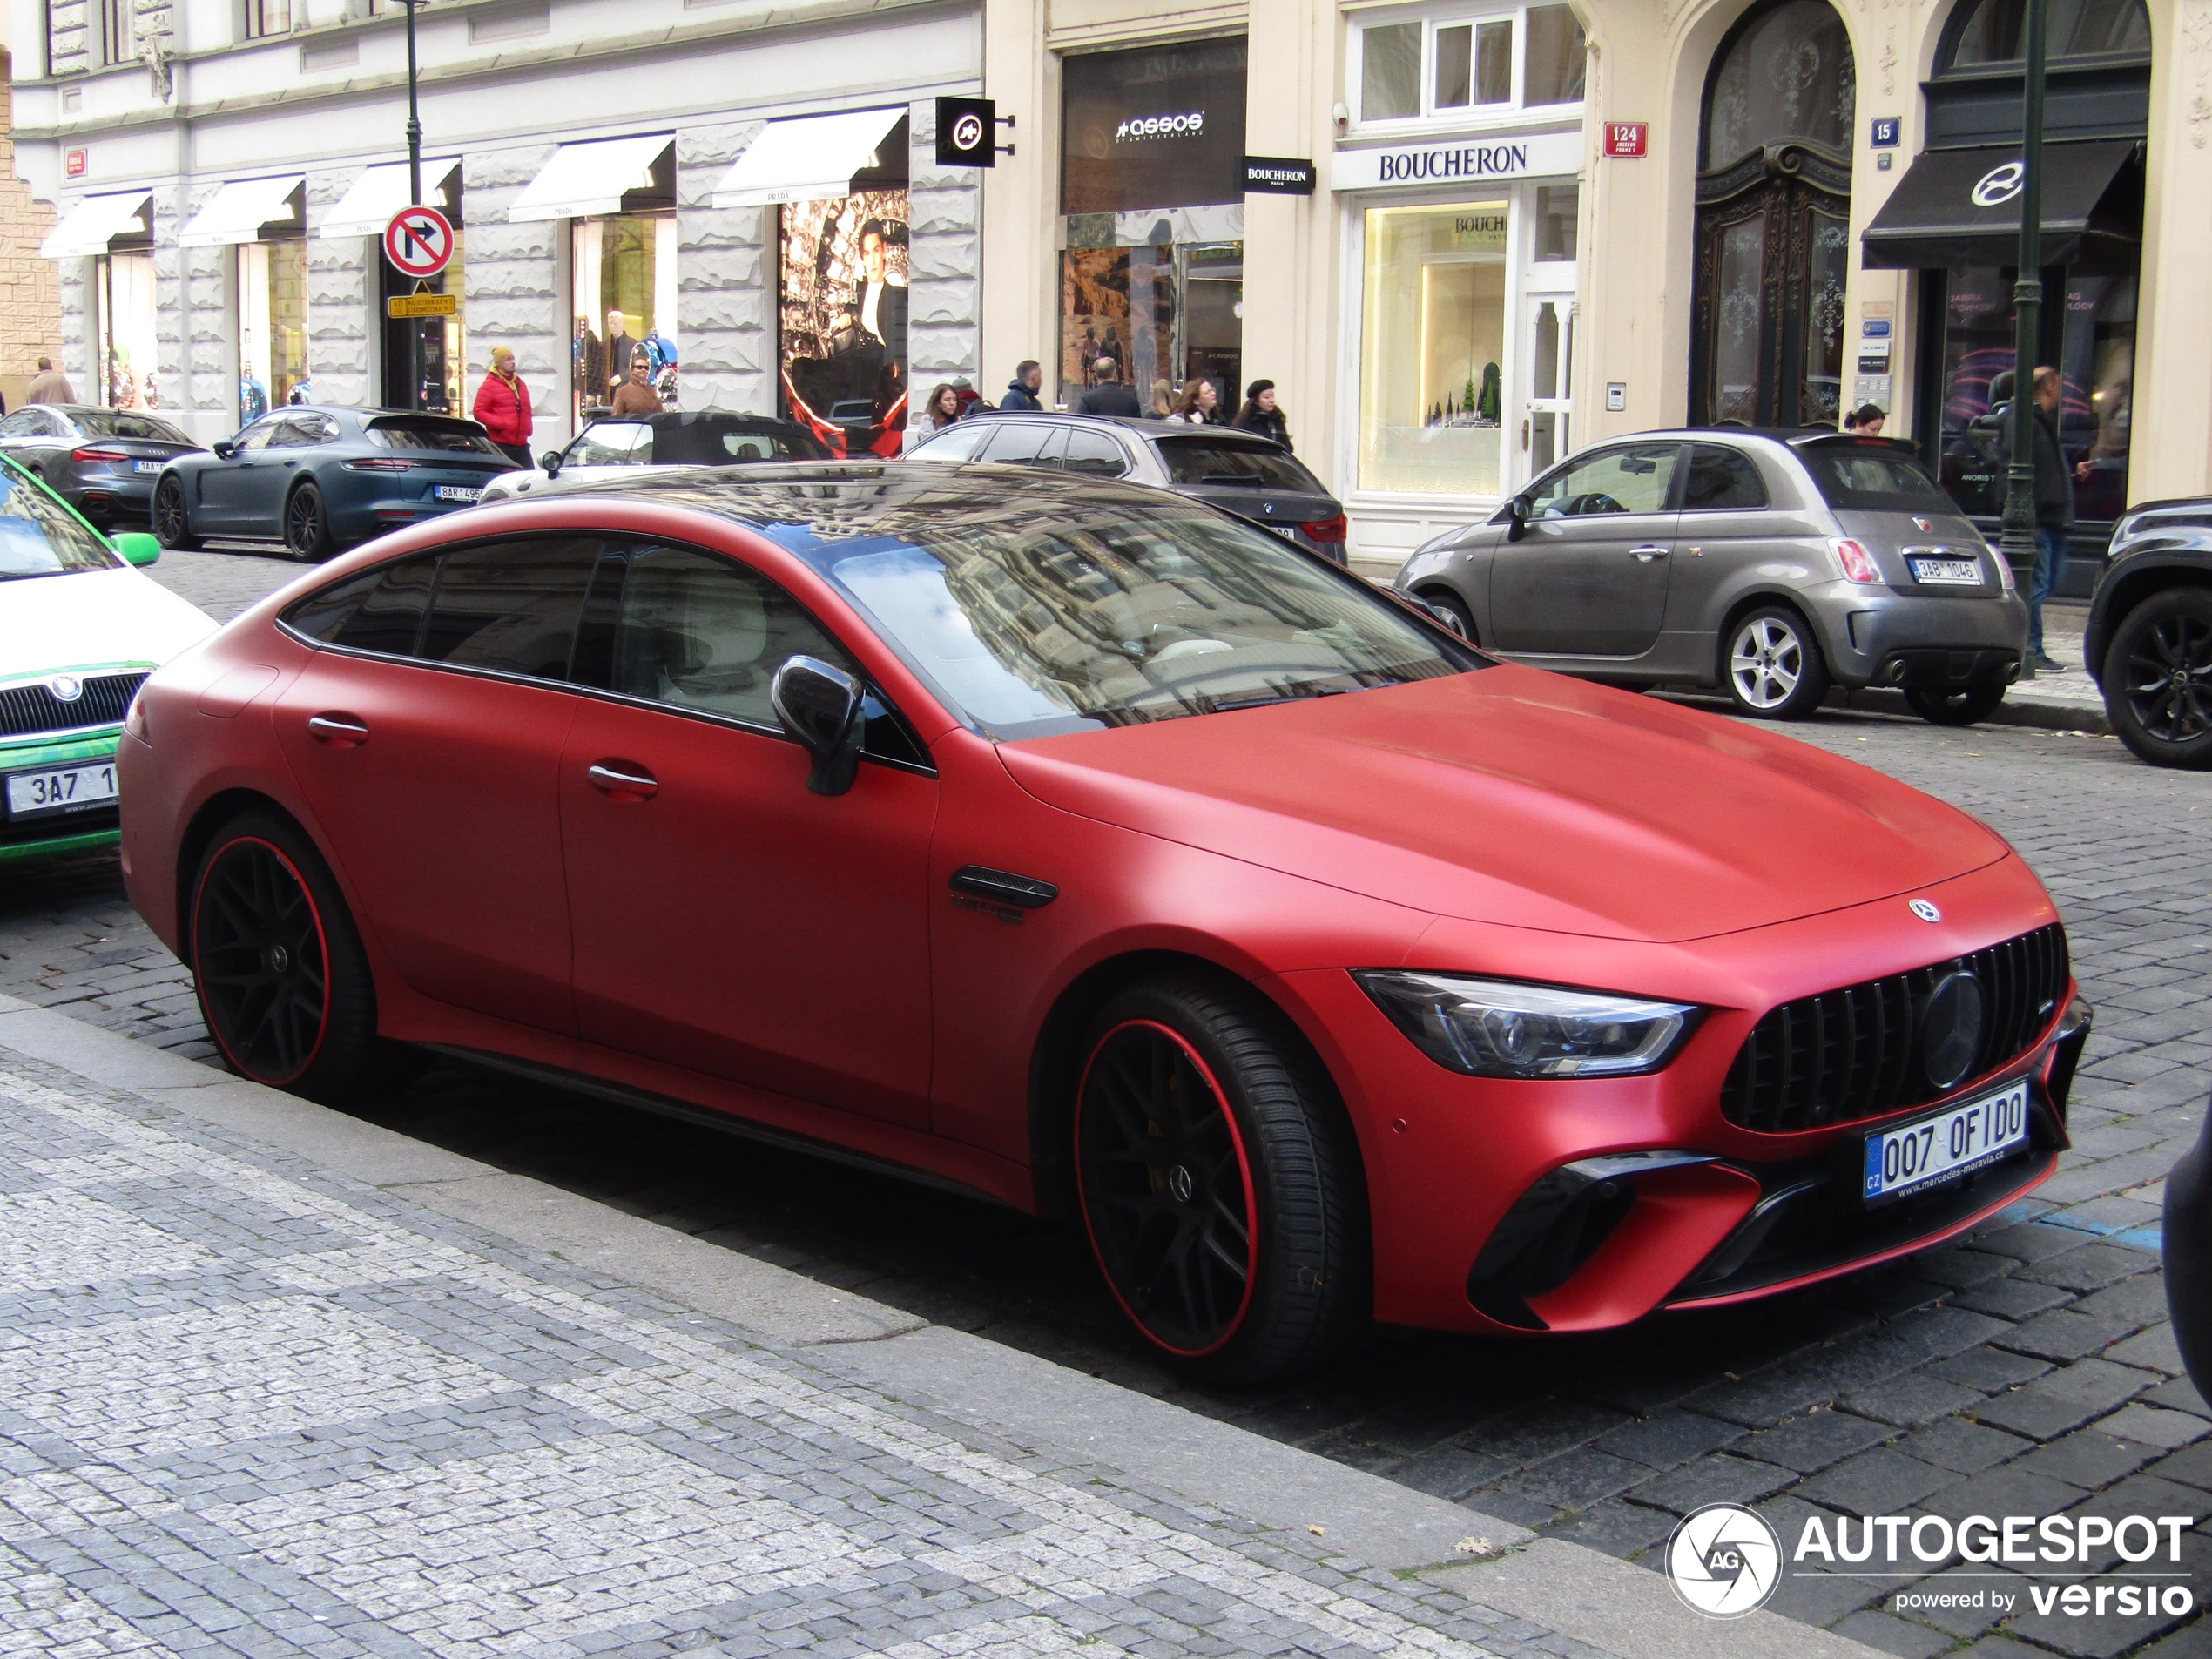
[904,413,1349,562]
[2082,496,2212,767]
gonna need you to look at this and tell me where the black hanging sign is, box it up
[1244,156,1316,195]
[936,96,997,168]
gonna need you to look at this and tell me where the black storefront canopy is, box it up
[1860,138,2139,270]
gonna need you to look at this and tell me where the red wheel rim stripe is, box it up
[189,834,334,1088]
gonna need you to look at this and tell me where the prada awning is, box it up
[711,107,905,208]
[507,134,671,223]
[179,175,305,247]
[318,158,461,239]
[1861,139,2140,270]
[38,191,152,259]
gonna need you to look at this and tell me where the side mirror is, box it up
[540,451,562,475]
[770,654,864,797]
[113,529,161,567]
[1505,496,1530,543]
[211,440,235,460]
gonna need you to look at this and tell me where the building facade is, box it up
[10,0,2204,588]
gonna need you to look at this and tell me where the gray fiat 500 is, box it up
[1393,430,2030,725]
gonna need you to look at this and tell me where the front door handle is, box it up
[307,712,369,747]
[1630,544,1670,562]
[587,760,658,801]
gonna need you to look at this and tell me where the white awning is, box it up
[506,134,671,223]
[178,175,305,247]
[711,107,905,208]
[38,191,152,260]
[317,158,462,239]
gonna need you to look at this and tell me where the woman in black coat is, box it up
[1231,379,1292,450]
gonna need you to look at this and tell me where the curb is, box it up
[0,992,1885,1659]
[1656,685,2112,735]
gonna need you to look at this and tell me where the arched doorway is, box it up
[1689,0,1855,428]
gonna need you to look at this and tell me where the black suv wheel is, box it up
[2105,588,2212,768]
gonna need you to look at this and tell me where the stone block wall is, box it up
[59,260,89,394]
[0,71,63,396]
[47,0,89,75]
[907,98,980,395]
[306,168,377,409]
[461,144,561,438]
[152,187,187,416]
[676,120,772,415]
[182,236,234,435]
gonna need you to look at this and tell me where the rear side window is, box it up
[1802,446,1951,510]
[368,419,504,455]
[416,538,600,679]
[908,422,994,463]
[1062,430,1131,477]
[1683,445,1769,509]
[286,556,438,655]
[1155,439,1325,492]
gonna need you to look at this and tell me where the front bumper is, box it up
[0,728,124,861]
[1815,585,2030,691]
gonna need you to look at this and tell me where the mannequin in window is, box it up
[850,219,908,371]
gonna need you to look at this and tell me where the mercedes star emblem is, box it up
[1910,898,1943,923]
[47,673,84,702]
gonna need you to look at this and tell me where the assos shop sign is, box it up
[1116,111,1205,143]
[1332,128,1583,192]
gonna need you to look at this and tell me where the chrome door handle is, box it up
[306,712,369,747]
[1630,545,1670,562]
[587,761,658,800]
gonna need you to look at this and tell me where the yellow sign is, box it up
[386,293,457,318]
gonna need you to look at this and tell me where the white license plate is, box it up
[1910,556,1982,585]
[1862,1081,2029,1204]
[435,485,482,502]
[133,460,162,474]
[5,759,118,819]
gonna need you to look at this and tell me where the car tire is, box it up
[188,813,379,1105]
[2104,588,2212,769]
[152,477,200,550]
[1905,685,2007,726]
[284,481,334,562]
[1073,974,1369,1384]
[1416,589,1477,642]
[1723,604,1831,720]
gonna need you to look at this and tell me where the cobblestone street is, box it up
[0,550,2205,1656]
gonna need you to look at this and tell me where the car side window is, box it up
[908,422,994,463]
[570,422,653,467]
[1061,429,1130,477]
[232,421,279,453]
[975,422,1055,467]
[0,411,44,437]
[1527,444,1681,519]
[1683,445,1770,510]
[416,537,601,680]
[285,555,438,655]
[594,544,854,730]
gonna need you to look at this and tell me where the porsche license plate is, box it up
[435,485,482,502]
[1863,1081,2029,1204]
[5,759,118,819]
[1909,556,1982,585]
[133,460,162,474]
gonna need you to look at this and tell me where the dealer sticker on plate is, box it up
[1864,1080,2029,1204]
[5,759,118,820]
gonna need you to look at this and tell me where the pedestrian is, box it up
[26,354,75,406]
[471,346,535,468]
[908,381,962,449]
[609,350,664,416]
[2002,365,2074,678]
[1076,358,1141,417]
[1850,403,1886,437]
[1231,380,1292,449]
[1169,380,1219,425]
[604,310,637,400]
[1001,359,1044,411]
[1149,378,1173,419]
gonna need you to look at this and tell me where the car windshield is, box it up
[774,497,1474,739]
[1154,437,1326,493]
[368,418,503,455]
[0,465,120,580]
[1802,446,1953,511]
[75,412,191,443]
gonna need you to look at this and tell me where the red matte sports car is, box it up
[118,465,2093,1382]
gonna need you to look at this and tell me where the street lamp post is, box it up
[1998,0,2048,585]
[402,0,425,412]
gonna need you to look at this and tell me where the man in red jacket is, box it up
[473,346,535,467]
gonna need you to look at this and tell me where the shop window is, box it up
[776,121,909,458]
[93,253,160,409]
[1534,183,1577,262]
[239,239,308,421]
[1946,0,2149,67]
[573,216,675,418]
[1354,5,1586,126]
[1358,200,1507,496]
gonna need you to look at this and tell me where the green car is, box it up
[0,456,217,863]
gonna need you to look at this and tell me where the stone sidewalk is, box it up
[0,1034,1633,1659]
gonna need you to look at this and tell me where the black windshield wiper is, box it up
[1211,684,1364,715]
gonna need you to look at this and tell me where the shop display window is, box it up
[1359,200,1507,496]
[570,214,678,420]
[93,253,160,410]
[1352,4,1586,127]
[778,185,910,458]
[239,239,308,421]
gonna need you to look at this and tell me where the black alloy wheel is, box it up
[190,813,378,1103]
[2107,589,2212,769]
[284,482,334,561]
[1905,684,2007,727]
[1074,975,1368,1382]
[152,477,199,550]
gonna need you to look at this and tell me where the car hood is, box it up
[0,566,218,681]
[998,664,2010,943]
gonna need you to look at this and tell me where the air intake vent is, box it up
[0,671,148,739]
[1719,923,2069,1133]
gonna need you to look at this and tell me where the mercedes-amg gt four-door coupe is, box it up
[120,464,2089,1381]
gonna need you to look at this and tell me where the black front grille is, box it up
[0,671,148,739]
[1719,923,2070,1133]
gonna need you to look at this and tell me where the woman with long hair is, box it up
[1231,379,1291,450]
[907,381,963,451]
[1169,379,1219,425]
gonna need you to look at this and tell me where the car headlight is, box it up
[1353,971,1702,1079]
